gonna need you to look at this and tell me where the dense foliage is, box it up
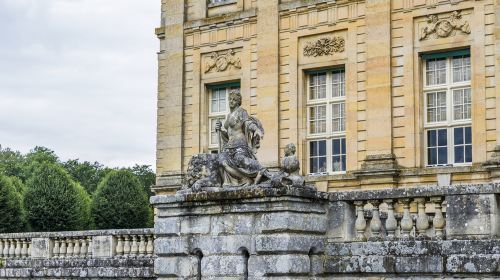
[24,163,91,231]
[0,145,155,232]
[0,175,27,233]
[92,170,152,229]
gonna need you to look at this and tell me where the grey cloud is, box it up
[0,0,159,168]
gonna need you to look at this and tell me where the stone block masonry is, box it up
[151,184,500,279]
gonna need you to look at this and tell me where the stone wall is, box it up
[151,183,500,279]
[0,229,154,279]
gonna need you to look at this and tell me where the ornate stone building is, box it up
[154,0,500,193]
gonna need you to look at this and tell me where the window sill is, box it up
[208,0,237,8]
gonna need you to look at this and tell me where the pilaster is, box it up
[155,0,185,193]
[256,0,280,168]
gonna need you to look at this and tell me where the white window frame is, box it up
[423,54,472,167]
[306,69,346,175]
[208,84,240,150]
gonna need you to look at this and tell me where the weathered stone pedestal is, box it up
[151,184,500,279]
[151,187,331,279]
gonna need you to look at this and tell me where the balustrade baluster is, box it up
[354,201,367,241]
[87,238,92,258]
[14,239,21,258]
[8,238,15,258]
[123,235,131,257]
[67,238,74,257]
[60,238,67,258]
[138,235,146,257]
[146,235,154,256]
[80,238,87,258]
[53,238,60,258]
[399,198,413,240]
[21,239,28,258]
[0,239,4,258]
[3,239,9,258]
[415,198,430,239]
[27,240,31,257]
[73,238,81,257]
[130,235,139,256]
[384,199,397,240]
[369,200,382,241]
[431,197,446,240]
[115,235,124,257]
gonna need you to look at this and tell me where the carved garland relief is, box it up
[303,36,345,57]
[204,49,241,74]
[420,10,471,41]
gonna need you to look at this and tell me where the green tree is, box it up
[0,175,27,233]
[0,145,25,179]
[9,176,26,195]
[24,163,91,231]
[91,170,151,229]
[127,164,155,197]
[63,159,106,194]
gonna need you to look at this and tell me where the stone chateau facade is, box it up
[154,0,500,193]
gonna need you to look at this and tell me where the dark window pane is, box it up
[310,142,317,157]
[465,127,472,144]
[438,147,448,164]
[438,129,447,146]
[454,127,464,145]
[428,130,436,147]
[318,157,327,173]
[428,147,437,165]
[465,145,472,162]
[341,138,346,154]
[332,139,340,155]
[455,146,464,163]
[333,156,342,171]
[310,158,317,173]
[318,141,326,156]
[341,155,346,171]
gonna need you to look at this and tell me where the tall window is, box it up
[208,84,240,150]
[423,50,471,166]
[307,69,346,174]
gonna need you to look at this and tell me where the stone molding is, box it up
[303,36,345,57]
[204,49,241,73]
[419,10,471,41]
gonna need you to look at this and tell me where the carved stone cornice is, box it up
[419,10,471,41]
[204,49,241,73]
[303,37,345,57]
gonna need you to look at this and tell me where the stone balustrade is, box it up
[350,196,446,241]
[328,183,500,242]
[0,228,154,260]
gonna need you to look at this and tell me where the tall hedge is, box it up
[24,163,91,231]
[91,170,151,229]
[0,175,26,233]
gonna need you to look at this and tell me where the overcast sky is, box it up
[0,0,159,168]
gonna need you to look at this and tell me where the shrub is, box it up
[91,170,151,229]
[0,175,26,233]
[24,163,91,231]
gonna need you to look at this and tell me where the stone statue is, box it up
[180,90,311,193]
[215,90,265,187]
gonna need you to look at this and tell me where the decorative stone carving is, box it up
[303,37,345,57]
[420,10,471,41]
[204,49,241,73]
[180,91,311,193]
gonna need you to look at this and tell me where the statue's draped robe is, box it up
[219,107,264,186]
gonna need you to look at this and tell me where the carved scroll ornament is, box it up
[303,36,345,57]
[420,10,471,41]
[204,49,241,73]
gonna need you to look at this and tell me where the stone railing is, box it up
[0,228,154,259]
[329,183,500,242]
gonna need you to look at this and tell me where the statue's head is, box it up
[284,143,296,156]
[229,89,242,108]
